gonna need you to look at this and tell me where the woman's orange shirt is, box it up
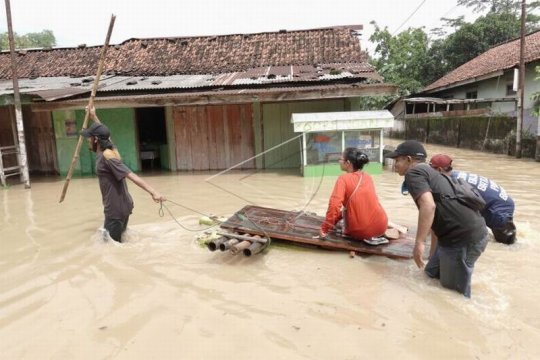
[321,171,388,240]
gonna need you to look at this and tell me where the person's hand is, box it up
[151,192,166,203]
[413,241,425,268]
[317,230,328,240]
[85,106,96,119]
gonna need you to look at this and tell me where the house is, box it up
[387,31,540,156]
[421,29,540,134]
[0,25,397,180]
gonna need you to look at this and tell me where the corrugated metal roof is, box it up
[0,25,388,102]
[50,63,380,93]
[0,71,389,102]
[40,82,396,104]
[0,75,119,100]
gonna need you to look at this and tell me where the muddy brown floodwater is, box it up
[1,142,539,359]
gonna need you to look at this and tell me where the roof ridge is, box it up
[0,25,364,55]
[120,25,363,44]
[422,28,540,93]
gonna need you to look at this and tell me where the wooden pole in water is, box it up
[59,15,116,203]
[515,0,526,158]
[4,0,30,188]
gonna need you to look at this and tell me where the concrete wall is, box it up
[430,62,540,135]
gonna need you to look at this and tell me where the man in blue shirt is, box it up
[429,154,516,245]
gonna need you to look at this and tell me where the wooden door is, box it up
[23,107,59,174]
[173,104,255,171]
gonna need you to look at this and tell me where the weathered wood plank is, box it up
[239,104,255,169]
[220,205,426,260]
[173,107,192,170]
[190,106,209,170]
[206,105,223,170]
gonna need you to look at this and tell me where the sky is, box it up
[0,0,480,55]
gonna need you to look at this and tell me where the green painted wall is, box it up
[53,108,138,176]
[303,162,383,177]
[53,110,91,177]
[261,99,346,169]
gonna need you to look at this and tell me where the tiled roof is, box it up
[0,25,372,80]
[423,30,540,92]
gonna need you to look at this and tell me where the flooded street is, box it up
[1,142,539,359]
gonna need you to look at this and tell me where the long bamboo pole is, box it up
[4,0,31,188]
[59,15,116,203]
[515,0,526,158]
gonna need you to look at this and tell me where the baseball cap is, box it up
[429,154,453,168]
[385,140,427,159]
[80,122,110,140]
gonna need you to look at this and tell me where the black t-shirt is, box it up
[405,163,486,247]
[96,151,134,219]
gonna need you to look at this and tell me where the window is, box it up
[466,91,478,99]
[306,132,341,164]
[506,84,517,96]
[304,130,381,165]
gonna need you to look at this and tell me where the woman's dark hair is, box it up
[343,147,369,170]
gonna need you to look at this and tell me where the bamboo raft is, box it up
[209,205,422,259]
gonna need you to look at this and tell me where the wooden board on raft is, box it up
[219,205,422,260]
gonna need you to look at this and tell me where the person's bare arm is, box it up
[126,172,166,203]
[413,191,436,268]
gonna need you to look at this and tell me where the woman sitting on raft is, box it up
[320,147,388,240]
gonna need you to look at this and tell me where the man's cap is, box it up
[80,122,110,139]
[385,140,427,159]
[429,154,453,168]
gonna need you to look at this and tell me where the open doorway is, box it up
[136,107,167,171]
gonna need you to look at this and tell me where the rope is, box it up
[204,133,303,182]
[158,129,337,246]
[158,200,219,232]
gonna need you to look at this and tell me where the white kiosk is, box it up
[290,111,394,176]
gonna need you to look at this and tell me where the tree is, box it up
[0,29,56,50]
[442,12,522,70]
[367,0,540,95]
[369,22,430,96]
[457,0,540,15]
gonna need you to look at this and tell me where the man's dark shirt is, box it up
[405,163,486,247]
[96,150,134,219]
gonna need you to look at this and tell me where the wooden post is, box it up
[4,0,30,188]
[516,0,526,158]
[0,147,5,187]
[59,15,116,203]
[537,114,540,161]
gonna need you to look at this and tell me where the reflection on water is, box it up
[1,143,539,359]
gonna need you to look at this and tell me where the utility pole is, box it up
[4,0,30,188]
[516,0,526,159]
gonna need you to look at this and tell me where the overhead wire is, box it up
[392,0,428,35]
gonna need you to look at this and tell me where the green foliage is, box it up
[368,0,540,95]
[458,0,523,14]
[369,21,430,95]
[355,95,396,110]
[0,29,56,50]
[443,12,522,70]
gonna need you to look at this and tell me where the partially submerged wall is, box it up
[389,116,537,158]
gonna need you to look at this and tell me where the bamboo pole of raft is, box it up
[59,15,116,203]
[217,232,268,243]
[231,240,252,255]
